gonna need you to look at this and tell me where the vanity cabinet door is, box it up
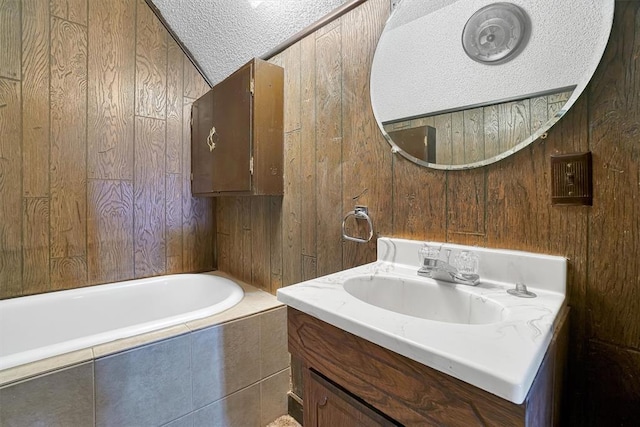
[307,370,400,427]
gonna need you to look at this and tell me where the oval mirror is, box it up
[370,0,614,170]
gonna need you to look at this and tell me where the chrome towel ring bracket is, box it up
[342,206,374,243]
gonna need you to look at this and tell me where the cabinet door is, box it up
[307,370,400,427]
[191,90,216,194]
[210,62,252,193]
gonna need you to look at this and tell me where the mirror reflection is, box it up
[371,0,614,169]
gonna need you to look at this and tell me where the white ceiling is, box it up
[151,0,350,86]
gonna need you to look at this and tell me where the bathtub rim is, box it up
[0,273,245,371]
[0,271,282,387]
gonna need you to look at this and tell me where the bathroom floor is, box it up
[267,415,301,427]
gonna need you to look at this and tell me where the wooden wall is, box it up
[0,0,214,299]
[217,0,640,424]
[383,90,572,165]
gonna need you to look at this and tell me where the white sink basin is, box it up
[277,237,566,404]
[343,275,505,324]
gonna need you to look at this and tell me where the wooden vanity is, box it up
[288,306,569,427]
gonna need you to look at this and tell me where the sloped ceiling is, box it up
[150,0,350,86]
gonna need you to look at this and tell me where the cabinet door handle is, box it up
[206,126,217,152]
[318,396,328,407]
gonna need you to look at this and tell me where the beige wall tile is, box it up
[191,314,261,409]
[261,368,291,426]
[0,348,93,387]
[0,362,94,426]
[191,384,261,427]
[95,334,192,426]
[260,307,289,377]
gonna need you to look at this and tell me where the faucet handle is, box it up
[419,244,440,260]
[454,250,479,275]
[418,244,440,276]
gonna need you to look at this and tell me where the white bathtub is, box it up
[0,274,244,371]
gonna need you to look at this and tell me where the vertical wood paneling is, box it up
[485,145,550,252]
[300,35,317,258]
[483,105,500,160]
[227,197,244,278]
[23,198,50,294]
[283,42,301,132]
[181,97,196,271]
[181,94,197,272]
[22,0,50,197]
[183,56,210,98]
[447,168,486,245]
[251,197,271,289]
[166,37,183,174]
[389,91,571,166]
[315,26,343,277]
[588,1,640,350]
[262,57,284,288]
[498,100,530,152]
[302,255,317,282]
[450,111,464,165]
[283,131,302,286]
[434,114,452,165]
[50,17,86,259]
[0,79,23,297]
[544,94,590,421]
[269,196,284,292]
[0,0,21,80]
[548,91,571,118]
[242,229,252,283]
[88,0,135,180]
[215,196,230,235]
[87,179,134,283]
[217,231,229,272]
[586,339,640,425]
[220,196,252,280]
[530,95,548,131]
[182,93,214,274]
[205,0,640,422]
[341,0,391,270]
[134,117,166,277]
[198,210,215,274]
[135,0,167,119]
[51,256,87,290]
[392,156,446,240]
[463,107,484,163]
[50,0,86,26]
[1,0,215,299]
[183,197,214,272]
[165,173,182,271]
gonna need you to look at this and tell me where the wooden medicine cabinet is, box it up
[191,58,284,196]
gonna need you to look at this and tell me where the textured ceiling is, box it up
[151,0,349,86]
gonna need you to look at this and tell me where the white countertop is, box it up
[277,237,566,404]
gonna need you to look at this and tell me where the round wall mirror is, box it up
[370,0,614,170]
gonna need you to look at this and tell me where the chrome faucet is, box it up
[417,245,480,286]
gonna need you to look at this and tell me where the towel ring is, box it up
[342,206,374,243]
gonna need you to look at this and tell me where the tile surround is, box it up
[1,306,289,426]
[95,334,193,427]
[260,307,290,377]
[191,314,262,408]
[191,383,262,427]
[261,369,291,426]
[0,362,94,426]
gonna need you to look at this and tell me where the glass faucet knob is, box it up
[455,251,479,274]
[419,244,440,260]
